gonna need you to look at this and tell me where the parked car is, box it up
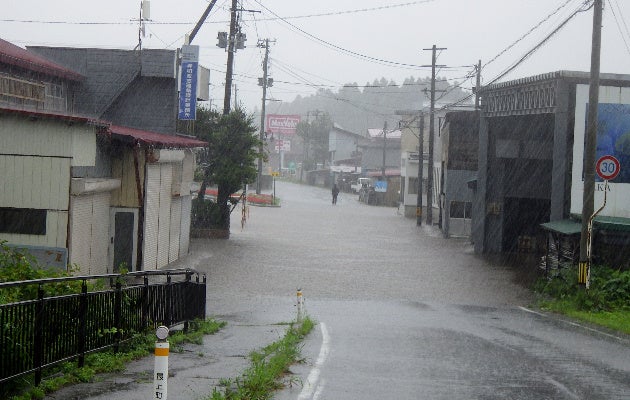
[351,177,372,193]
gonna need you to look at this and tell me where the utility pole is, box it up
[187,0,218,44]
[579,0,603,287]
[423,44,446,226]
[381,120,387,178]
[223,0,238,115]
[256,39,271,194]
[416,113,425,226]
[475,59,482,109]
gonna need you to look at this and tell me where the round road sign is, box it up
[596,155,620,181]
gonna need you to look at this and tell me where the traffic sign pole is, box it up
[581,155,621,288]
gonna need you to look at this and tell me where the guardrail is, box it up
[0,268,206,385]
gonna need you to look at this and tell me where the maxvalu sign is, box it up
[266,114,301,135]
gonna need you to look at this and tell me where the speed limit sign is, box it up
[596,155,620,181]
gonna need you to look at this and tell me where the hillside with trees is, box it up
[260,76,473,135]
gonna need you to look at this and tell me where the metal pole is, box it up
[416,113,424,226]
[579,0,602,286]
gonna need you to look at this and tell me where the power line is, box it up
[252,0,438,71]
[487,0,593,85]
[609,0,630,58]
[483,0,577,69]
[0,1,436,26]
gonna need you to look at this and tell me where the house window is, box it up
[408,177,418,194]
[0,208,47,235]
[450,201,472,219]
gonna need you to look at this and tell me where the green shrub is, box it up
[536,264,630,312]
[0,241,78,304]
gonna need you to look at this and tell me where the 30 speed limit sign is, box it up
[596,155,620,181]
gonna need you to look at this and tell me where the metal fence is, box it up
[0,269,206,385]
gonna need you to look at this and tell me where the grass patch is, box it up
[5,319,226,400]
[209,316,315,400]
[535,265,630,335]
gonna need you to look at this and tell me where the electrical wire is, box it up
[483,0,577,69]
[251,0,436,71]
[609,0,630,58]
[487,0,593,86]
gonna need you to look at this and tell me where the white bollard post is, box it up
[296,288,304,322]
[153,326,170,399]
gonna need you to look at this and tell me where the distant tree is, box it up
[189,107,264,233]
[296,111,332,170]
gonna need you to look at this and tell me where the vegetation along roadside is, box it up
[208,316,315,400]
[533,264,630,335]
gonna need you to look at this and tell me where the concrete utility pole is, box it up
[579,0,603,287]
[256,39,271,194]
[187,0,218,44]
[423,44,446,226]
[381,120,387,178]
[475,59,481,110]
[416,113,425,226]
[223,0,238,115]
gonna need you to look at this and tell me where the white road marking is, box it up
[518,306,625,341]
[298,322,330,400]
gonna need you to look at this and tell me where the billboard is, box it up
[571,84,630,217]
[266,114,301,135]
[178,45,199,120]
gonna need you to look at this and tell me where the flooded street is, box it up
[190,180,533,310]
[180,181,629,400]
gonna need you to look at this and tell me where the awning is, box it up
[540,220,582,235]
[107,124,207,148]
[593,216,630,232]
[542,216,630,235]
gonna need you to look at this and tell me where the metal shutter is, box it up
[169,196,182,263]
[143,164,161,270]
[90,192,111,275]
[69,195,93,273]
[179,195,192,256]
[156,164,173,269]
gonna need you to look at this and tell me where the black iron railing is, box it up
[0,269,206,385]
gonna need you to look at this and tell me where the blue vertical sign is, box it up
[178,45,199,120]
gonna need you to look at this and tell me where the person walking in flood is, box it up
[332,183,340,205]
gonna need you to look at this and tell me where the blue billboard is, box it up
[178,45,199,120]
[589,103,630,183]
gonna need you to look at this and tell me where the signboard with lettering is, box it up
[274,139,291,153]
[178,45,199,120]
[266,114,301,135]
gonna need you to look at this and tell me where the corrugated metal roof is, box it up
[108,124,207,148]
[0,38,84,81]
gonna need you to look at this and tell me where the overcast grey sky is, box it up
[3,0,630,113]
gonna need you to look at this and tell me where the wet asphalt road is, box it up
[185,181,630,400]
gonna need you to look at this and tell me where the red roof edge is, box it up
[107,124,207,148]
[0,38,84,81]
[0,105,105,126]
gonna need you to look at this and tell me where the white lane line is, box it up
[518,306,625,341]
[297,322,330,400]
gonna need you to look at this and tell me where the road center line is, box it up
[297,322,330,400]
